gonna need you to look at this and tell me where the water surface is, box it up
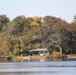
[0,58,76,75]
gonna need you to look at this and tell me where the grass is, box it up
[67,54,76,58]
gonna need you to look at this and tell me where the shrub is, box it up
[52,51,62,58]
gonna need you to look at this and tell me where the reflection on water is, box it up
[0,58,76,75]
[0,70,76,75]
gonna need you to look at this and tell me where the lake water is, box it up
[0,58,76,75]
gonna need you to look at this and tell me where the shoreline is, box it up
[67,55,76,59]
[1,54,76,62]
[13,55,76,60]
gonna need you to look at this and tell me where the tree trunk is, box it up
[59,47,62,55]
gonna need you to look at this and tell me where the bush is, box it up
[52,51,62,58]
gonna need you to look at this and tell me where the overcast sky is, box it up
[0,0,76,23]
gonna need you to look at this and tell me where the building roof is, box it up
[29,48,48,52]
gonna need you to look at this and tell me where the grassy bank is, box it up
[67,54,76,59]
[12,54,76,60]
[1,54,76,62]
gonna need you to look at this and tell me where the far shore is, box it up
[1,54,76,62]
[67,55,76,59]
[12,54,76,60]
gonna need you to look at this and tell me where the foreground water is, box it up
[0,58,76,75]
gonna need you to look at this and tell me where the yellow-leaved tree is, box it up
[31,16,39,26]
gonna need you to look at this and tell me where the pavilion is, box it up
[29,48,50,56]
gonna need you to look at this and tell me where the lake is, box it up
[0,58,76,75]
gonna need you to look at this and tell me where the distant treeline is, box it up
[0,15,76,56]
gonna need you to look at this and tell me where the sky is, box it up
[0,0,76,23]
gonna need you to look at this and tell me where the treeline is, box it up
[0,15,76,56]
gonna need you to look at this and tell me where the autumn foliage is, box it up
[0,14,76,56]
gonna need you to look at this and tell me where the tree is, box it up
[73,14,76,22]
[43,16,59,26]
[52,20,69,54]
[30,16,40,27]
[12,15,27,36]
[0,15,10,32]
[68,22,76,54]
